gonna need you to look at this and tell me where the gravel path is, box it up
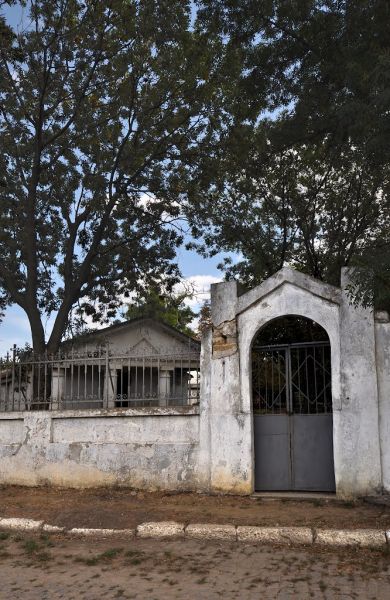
[0,531,389,599]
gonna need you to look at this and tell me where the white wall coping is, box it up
[237,267,342,315]
[0,406,200,420]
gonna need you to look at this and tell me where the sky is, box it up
[0,3,231,354]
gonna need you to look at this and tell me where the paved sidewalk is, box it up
[0,486,389,531]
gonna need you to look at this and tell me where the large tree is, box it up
[197,0,390,156]
[189,0,390,306]
[0,0,226,354]
[188,139,390,287]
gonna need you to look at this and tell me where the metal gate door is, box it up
[252,342,335,492]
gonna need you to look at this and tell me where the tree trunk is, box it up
[26,307,50,409]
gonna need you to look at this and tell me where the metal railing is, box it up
[0,345,201,412]
[252,341,332,415]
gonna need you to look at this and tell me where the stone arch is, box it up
[238,288,341,416]
[207,267,382,497]
[236,274,341,493]
[250,314,335,491]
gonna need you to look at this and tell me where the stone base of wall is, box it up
[0,408,206,491]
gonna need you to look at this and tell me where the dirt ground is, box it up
[0,486,390,531]
[0,530,389,599]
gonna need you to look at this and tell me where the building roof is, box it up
[62,317,201,350]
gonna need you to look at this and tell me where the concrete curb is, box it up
[237,526,313,545]
[136,521,184,538]
[0,517,388,549]
[186,523,237,541]
[314,528,386,548]
[0,518,44,531]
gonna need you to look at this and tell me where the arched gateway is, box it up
[252,316,335,492]
[207,267,384,497]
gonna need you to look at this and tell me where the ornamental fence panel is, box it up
[0,345,200,412]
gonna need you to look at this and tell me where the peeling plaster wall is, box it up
[208,267,383,498]
[0,408,202,490]
[208,281,252,494]
[338,270,382,496]
[375,316,390,493]
[0,267,387,497]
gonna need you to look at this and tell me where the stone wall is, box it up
[375,313,390,493]
[0,407,203,490]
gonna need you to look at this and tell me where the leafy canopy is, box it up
[188,0,390,307]
[0,0,227,353]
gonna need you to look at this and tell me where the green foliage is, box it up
[187,139,390,289]
[189,1,390,307]
[197,299,211,337]
[197,0,390,158]
[125,286,196,336]
[0,0,227,353]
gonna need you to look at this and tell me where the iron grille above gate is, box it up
[252,342,332,416]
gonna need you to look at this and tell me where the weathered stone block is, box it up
[0,517,43,531]
[69,528,134,537]
[237,526,312,545]
[136,521,184,538]
[315,528,386,548]
[185,523,237,541]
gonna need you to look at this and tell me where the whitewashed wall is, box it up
[0,407,204,489]
[0,267,389,497]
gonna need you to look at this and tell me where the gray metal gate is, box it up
[252,342,335,492]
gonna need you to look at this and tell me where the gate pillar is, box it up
[336,268,382,496]
[207,281,252,494]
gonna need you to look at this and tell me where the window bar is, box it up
[63,362,67,408]
[287,348,292,415]
[322,345,326,413]
[271,350,274,413]
[313,346,318,414]
[51,352,54,410]
[4,352,9,410]
[104,345,109,410]
[11,345,16,411]
[277,351,281,412]
[44,352,48,408]
[265,352,268,414]
[98,352,101,405]
[56,354,60,410]
[18,360,22,411]
[127,356,131,406]
[77,362,80,405]
[149,358,152,404]
[84,355,87,406]
[297,348,302,414]
[180,358,184,405]
[36,357,40,409]
[135,359,138,401]
[119,362,122,407]
[305,347,309,414]
[70,347,74,405]
[142,357,145,404]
